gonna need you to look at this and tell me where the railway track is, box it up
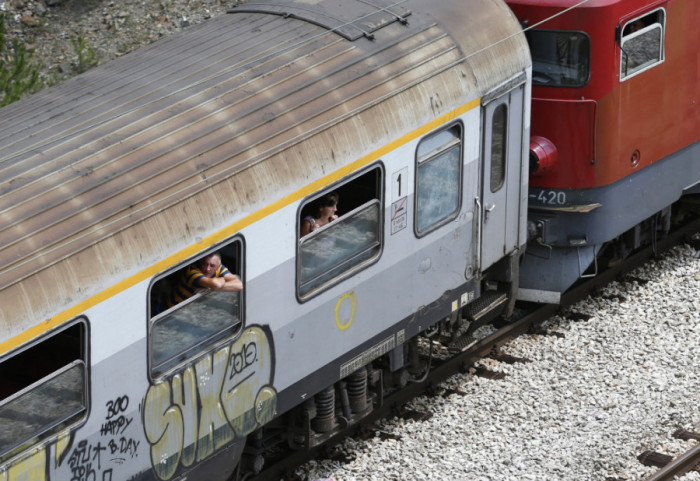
[639,432,700,481]
[250,212,700,481]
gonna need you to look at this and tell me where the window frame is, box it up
[620,8,666,81]
[0,317,89,462]
[296,164,385,301]
[489,103,508,193]
[525,29,591,88]
[148,238,245,380]
[413,122,464,237]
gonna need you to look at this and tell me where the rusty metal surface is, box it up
[0,0,530,343]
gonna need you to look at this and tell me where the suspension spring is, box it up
[311,386,336,433]
[346,368,368,413]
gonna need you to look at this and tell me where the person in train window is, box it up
[168,252,242,307]
[625,19,645,35]
[300,192,339,237]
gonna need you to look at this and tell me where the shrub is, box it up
[0,12,40,107]
[71,35,100,73]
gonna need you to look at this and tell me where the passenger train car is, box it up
[506,0,700,302]
[0,0,531,479]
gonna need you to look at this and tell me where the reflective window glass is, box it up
[415,125,462,235]
[490,104,507,193]
[526,30,590,87]
[299,201,380,295]
[151,290,242,377]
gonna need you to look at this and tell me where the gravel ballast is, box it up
[301,245,700,480]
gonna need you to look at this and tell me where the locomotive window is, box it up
[526,30,590,87]
[415,124,462,235]
[0,320,87,462]
[621,9,665,80]
[298,167,383,299]
[490,104,507,193]
[149,240,243,378]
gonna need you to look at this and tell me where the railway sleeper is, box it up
[638,449,700,473]
[674,429,700,441]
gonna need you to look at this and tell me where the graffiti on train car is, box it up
[0,446,50,481]
[143,325,277,480]
[0,327,276,481]
[1,393,141,481]
[0,435,125,481]
[101,395,132,436]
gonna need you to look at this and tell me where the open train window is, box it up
[0,319,87,461]
[620,9,665,80]
[526,30,590,87]
[149,240,244,378]
[415,123,463,235]
[297,166,383,299]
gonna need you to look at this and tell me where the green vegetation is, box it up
[0,11,104,106]
[0,12,40,107]
[70,35,100,73]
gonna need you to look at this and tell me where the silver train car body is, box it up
[0,0,531,479]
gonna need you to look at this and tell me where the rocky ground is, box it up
[1,0,235,87]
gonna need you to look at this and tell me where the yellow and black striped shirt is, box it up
[167,263,231,307]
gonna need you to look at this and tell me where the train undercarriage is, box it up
[233,257,522,480]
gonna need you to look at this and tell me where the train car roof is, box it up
[0,0,529,350]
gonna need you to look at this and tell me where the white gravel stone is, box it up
[299,245,700,480]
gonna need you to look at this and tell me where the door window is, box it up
[490,104,507,192]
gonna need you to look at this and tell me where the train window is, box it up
[490,104,507,193]
[415,124,462,235]
[298,167,383,298]
[620,9,665,80]
[149,241,243,378]
[0,320,87,461]
[525,30,590,87]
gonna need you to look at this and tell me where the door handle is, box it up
[485,203,496,219]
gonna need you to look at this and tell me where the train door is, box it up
[480,84,525,270]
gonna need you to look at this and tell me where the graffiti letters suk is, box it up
[0,327,276,481]
[143,326,277,480]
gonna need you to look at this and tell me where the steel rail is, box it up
[642,443,700,481]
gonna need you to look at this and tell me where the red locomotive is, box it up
[505,0,700,302]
